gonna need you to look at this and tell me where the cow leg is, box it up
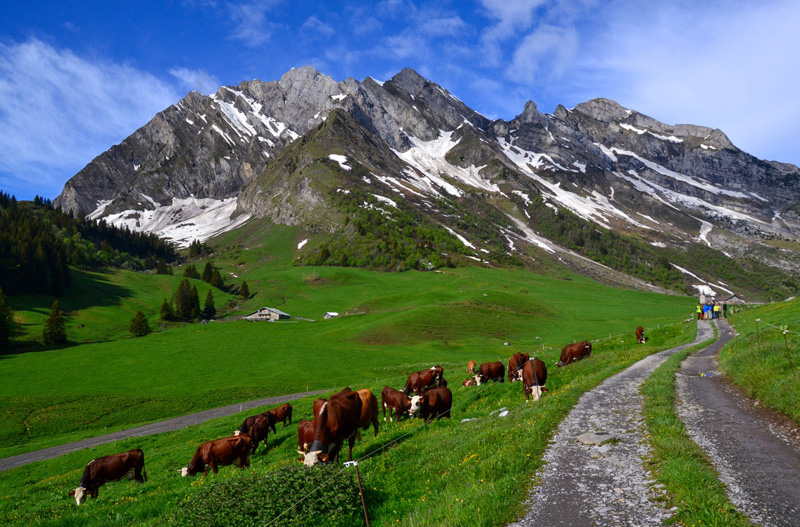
[372,415,379,436]
[210,459,218,474]
[347,435,356,461]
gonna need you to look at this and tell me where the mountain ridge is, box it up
[53,66,800,300]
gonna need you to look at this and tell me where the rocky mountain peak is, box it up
[388,67,429,93]
[573,98,633,123]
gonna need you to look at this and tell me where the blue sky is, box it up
[2,0,799,201]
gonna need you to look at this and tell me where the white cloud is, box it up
[0,39,179,198]
[301,15,335,38]
[507,24,578,85]
[229,0,283,47]
[168,67,220,95]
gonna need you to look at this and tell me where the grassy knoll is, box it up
[720,298,800,424]
[642,334,752,527]
[0,319,696,526]
[0,261,694,459]
[7,268,237,347]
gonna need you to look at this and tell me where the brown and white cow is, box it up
[508,352,530,382]
[522,358,548,402]
[474,361,505,385]
[298,390,363,467]
[180,435,252,477]
[557,341,592,367]
[356,388,379,437]
[403,366,444,395]
[239,414,273,454]
[409,386,453,422]
[467,360,477,375]
[381,386,412,422]
[636,326,647,344]
[297,419,315,453]
[268,403,293,427]
[69,449,146,505]
[462,378,477,387]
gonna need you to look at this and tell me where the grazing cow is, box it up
[636,326,647,344]
[467,360,477,375]
[236,412,277,438]
[508,352,530,382]
[403,366,444,395]
[69,449,146,505]
[313,397,327,419]
[268,403,293,427]
[298,390,362,467]
[381,386,412,422]
[409,387,453,422]
[557,341,592,367]
[474,361,505,385]
[462,378,476,387]
[297,419,315,452]
[522,358,548,402]
[180,435,252,477]
[356,388,379,437]
[241,414,273,454]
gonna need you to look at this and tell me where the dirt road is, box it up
[677,319,800,527]
[0,390,325,473]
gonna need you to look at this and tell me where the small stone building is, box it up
[245,307,291,321]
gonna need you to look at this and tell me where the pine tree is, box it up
[190,285,200,320]
[239,281,250,300]
[201,262,213,283]
[159,298,174,320]
[174,279,193,320]
[0,286,14,348]
[129,311,151,337]
[42,300,67,345]
[183,264,199,279]
[156,258,168,275]
[209,268,224,289]
[203,289,216,320]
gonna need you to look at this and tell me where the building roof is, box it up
[246,307,291,317]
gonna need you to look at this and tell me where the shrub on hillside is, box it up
[170,466,362,527]
[129,310,151,337]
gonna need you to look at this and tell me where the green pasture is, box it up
[7,268,238,347]
[0,319,697,526]
[720,298,800,424]
[1,259,694,458]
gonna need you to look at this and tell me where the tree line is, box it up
[0,192,177,296]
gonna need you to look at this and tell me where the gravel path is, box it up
[509,321,713,527]
[0,390,325,473]
[676,319,800,526]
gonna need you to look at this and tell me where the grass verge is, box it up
[641,334,752,527]
[719,298,800,425]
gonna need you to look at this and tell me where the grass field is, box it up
[0,319,697,526]
[719,298,800,424]
[0,221,701,525]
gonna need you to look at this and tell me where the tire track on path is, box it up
[509,320,713,527]
[0,390,326,473]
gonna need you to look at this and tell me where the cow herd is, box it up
[68,327,647,505]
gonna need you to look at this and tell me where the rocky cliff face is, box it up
[55,66,800,297]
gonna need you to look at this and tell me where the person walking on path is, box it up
[696,304,702,320]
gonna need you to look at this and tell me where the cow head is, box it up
[473,374,483,386]
[68,487,87,506]
[409,395,423,416]
[180,466,192,477]
[526,385,543,402]
[297,450,329,467]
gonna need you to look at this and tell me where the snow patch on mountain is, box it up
[393,131,503,197]
[443,226,475,249]
[99,197,251,248]
[328,154,352,171]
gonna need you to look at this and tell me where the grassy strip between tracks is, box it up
[641,334,752,527]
